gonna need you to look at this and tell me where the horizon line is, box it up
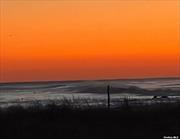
[0,76,179,84]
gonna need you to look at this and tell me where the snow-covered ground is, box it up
[0,78,180,107]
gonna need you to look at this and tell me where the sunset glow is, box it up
[0,0,179,82]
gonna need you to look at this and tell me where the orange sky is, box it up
[0,0,180,82]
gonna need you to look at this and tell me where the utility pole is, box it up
[107,85,110,109]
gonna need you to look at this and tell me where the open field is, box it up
[0,78,180,138]
[1,78,180,108]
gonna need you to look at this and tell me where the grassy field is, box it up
[0,99,180,139]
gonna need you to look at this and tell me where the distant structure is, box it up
[153,96,157,99]
[153,96,169,99]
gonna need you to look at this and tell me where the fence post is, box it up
[107,85,110,109]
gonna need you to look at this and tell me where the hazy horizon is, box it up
[0,76,179,84]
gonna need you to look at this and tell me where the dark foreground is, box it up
[0,103,180,139]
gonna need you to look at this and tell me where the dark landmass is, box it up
[0,76,179,84]
[0,102,180,139]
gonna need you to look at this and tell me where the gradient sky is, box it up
[0,0,180,82]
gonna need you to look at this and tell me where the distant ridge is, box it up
[0,76,179,85]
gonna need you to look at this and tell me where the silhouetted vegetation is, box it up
[0,99,180,139]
